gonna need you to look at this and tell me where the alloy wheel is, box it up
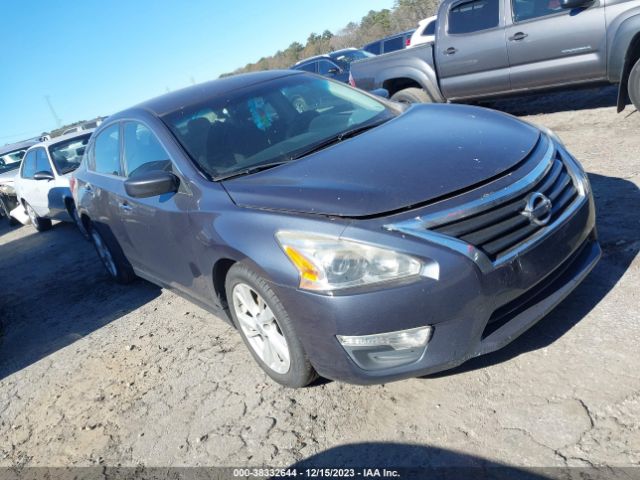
[232,283,291,374]
[91,229,117,278]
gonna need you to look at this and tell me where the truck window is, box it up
[423,21,436,36]
[297,62,316,73]
[448,0,499,34]
[383,36,404,53]
[364,42,381,55]
[512,0,563,22]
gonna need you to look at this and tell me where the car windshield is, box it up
[48,134,92,175]
[330,50,375,68]
[162,75,396,180]
[0,148,27,174]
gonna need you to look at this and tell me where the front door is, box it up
[31,148,54,216]
[116,120,197,292]
[506,0,606,91]
[436,0,511,99]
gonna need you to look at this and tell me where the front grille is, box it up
[430,152,579,261]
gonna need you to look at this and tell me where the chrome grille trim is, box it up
[384,137,588,273]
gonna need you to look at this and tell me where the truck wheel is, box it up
[628,58,640,112]
[391,87,432,104]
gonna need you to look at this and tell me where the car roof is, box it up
[0,139,39,155]
[293,48,360,66]
[365,30,416,45]
[113,70,302,119]
[25,129,95,151]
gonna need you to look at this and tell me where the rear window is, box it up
[93,124,122,176]
[423,20,436,36]
[448,0,499,34]
[0,148,27,174]
[363,42,381,55]
[49,134,91,175]
[382,36,404,53]
[295,62,316,73]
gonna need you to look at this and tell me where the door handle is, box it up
[83,184,94,195]
[119,202,133,212]
[509,32,528,41]
[444,47,458,55]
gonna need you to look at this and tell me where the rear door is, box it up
[82,123,129,249]
[436,0,511,99]
[505,0,606,90]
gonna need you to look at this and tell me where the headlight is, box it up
[0,184,15,195]
[276,231,424,291]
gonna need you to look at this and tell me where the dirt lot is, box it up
[0,87,639,471]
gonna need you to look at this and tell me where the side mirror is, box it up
[560,0,592,8]
[33,171,54,181]
[124,170,179,198]
[327,67,340,75]
[371,88,390,99]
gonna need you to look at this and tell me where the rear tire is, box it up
[225,263,317,388]
[89,222,136,284]
[67,200,90,240]
[25,202,52,232]
[628,57,640,112]
[391,87,432,104]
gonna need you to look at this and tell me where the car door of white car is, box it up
[30,147,56,217]
[15,149,38,213]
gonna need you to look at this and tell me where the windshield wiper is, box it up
[215,161,289,181]
[288,118,390,161]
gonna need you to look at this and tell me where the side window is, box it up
[318,60,339,75]
[21,150,37,178]
[297,62,316,73]
[94,124,122,176]
[448,0,499,34]
[123,122,171,177]
[383,36,404,53]
[364,43,381,55]
[512,0,562,22]
[424,20,436,36]
[35,148,53,174]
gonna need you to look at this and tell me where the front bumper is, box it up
[271,179,599,384]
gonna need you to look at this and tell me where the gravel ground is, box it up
[0,87,638,471]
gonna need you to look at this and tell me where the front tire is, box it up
[89,222,136,284]
[25,202,52,232]
[628,57,640,112]
[391,87,432,104]
[225,264,317,388]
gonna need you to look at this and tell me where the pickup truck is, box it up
[350,0,640,112]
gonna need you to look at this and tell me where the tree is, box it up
[219,1,440,77]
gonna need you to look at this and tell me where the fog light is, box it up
[337,326,432,371]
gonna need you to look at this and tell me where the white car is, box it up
[14,130,93,232]
[409,16,437,48]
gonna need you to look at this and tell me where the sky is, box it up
[1,0,393,143]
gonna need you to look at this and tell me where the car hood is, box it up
[0,169,18,185]
[222,104,541,217]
